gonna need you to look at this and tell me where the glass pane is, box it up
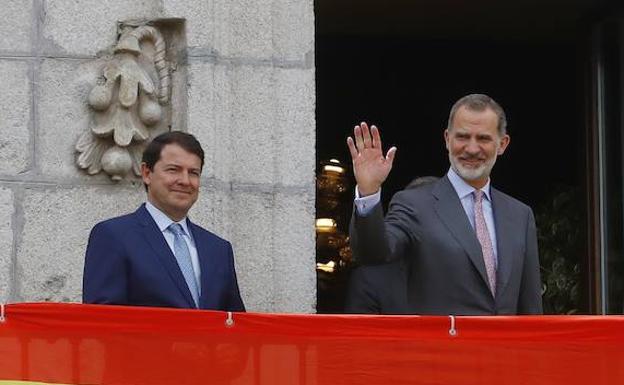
[597,19,624,314]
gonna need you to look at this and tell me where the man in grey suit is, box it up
[347,94,542,315]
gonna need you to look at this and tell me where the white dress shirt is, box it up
[145,201,202,290]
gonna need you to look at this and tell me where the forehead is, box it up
[450,106,499,135]
[158,143,202,167]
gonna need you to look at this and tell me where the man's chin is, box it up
[169,196,196,210]
[454,165,488,182]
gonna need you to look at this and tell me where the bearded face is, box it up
[444,106,509,188]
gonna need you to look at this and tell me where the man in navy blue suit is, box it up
[83,132,245,311]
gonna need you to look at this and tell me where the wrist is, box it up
[357,185,380,197]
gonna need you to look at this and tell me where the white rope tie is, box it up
[0,303,5,323]
[448,315,457,336]
[225,311,234,327]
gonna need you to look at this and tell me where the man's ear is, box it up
[444,129,450,150]
[140,163,151,186]
[497,134,510,155]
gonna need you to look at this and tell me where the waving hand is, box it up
[346,122,397,197]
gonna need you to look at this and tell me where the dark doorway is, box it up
[315,0,616,314]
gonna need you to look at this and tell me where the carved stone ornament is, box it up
[76,24,171,180]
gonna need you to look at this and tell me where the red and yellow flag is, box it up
[0,303,623,384]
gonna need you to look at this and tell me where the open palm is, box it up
[347,122,397,196]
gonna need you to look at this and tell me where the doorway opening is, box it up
[315,0,616,314]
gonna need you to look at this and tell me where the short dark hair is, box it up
[447,94,507,136]
[142,131,205,171]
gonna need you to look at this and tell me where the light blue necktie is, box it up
[169,223,200,307]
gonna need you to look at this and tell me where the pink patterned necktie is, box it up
[473,190,496,295]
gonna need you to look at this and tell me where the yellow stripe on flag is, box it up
[0,381,73,385]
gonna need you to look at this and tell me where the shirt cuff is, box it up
[354,187,381,216]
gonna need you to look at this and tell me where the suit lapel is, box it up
[432,177,491,292]
[490,188,514,297]
[135,205,196,308]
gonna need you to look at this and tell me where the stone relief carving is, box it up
[76,24,171,180]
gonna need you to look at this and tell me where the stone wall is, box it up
[0,0,316,313]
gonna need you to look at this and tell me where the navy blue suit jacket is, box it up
[83,204,245,311]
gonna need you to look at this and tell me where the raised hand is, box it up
[347,122,397,197]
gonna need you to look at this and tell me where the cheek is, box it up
[449,142,463,155]
[162,176,178,186]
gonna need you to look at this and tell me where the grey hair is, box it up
[447,94,507,136]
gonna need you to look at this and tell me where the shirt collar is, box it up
[447,167,492,201]
[145,201,191,236]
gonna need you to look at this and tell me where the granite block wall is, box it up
[0,0,316,312]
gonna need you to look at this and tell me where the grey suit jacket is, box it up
[350,176,543,315]
[345,259,410,314]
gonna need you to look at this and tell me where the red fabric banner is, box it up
[0,303,622,385]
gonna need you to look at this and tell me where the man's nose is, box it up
[465,139,480,154]
[177,171,191,185]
